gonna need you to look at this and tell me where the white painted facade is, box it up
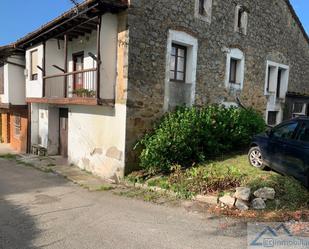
[164,30,198,111]
[0,56,26,105]
[29,13,128,179]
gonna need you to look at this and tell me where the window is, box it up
[170,44,187,82]
[293,102,305,114]
[164,30,198,111]
[268,111,278,126]
[30,50,38,81]
[229,58,240,84]
[235,5,248,35]
[272,122,298,139]
[225,48,244,90]
[264,61,289,98]
[195,0,212,22]
[297,122,309,143]
[199,0,205,15]
[14,115,21,138]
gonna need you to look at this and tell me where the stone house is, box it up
[2,0,309,179]
[0,45,28,152]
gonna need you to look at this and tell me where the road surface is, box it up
[0,158,247,249]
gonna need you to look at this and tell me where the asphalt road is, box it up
[0,158,247,249]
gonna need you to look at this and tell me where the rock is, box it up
[234,187,251,201]
[235,199,249,211]
[251,198,266,210]
[195,195,218,205]
[219,195,236,208]
[254,187,275,200]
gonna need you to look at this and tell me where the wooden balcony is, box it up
[27,68,107,106]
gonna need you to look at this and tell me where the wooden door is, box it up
[73,52,84,90]
[59,108,68,157]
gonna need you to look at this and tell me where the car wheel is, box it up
[248,146,266,170]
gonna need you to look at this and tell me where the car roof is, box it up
[291,116,309,121]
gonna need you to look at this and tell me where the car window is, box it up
[272,122,298,139]
[297,121,309,143]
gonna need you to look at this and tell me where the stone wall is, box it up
[124,0,309,170]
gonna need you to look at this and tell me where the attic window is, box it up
[195,0,212,23]
[235,5,248,35]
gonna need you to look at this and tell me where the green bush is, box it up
[137,105,265,173]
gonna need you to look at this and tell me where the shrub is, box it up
[137,105,265,173]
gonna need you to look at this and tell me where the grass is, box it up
[115,188,176,204]
[127,154,309,211]
[0,154,17,160]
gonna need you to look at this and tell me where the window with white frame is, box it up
[234,5,248,35]
[265,61,289,99]
[164,30,198,111]
[195,0,212,23]
[225,48,245,90]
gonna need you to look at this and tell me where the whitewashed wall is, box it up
[8,56,26,105]
[0,55,25,105]
[67,103,126,179]
[0,64,9,103]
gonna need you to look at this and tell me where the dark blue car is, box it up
[248,117,309,188]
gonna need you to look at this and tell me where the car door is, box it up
[282,121,309,185]
[267,121,299,174]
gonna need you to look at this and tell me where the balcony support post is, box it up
[42,42,46,97]
[64,34,68,98]
[96,16,102,99]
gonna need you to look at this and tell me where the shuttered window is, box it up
[31,50,38,80]
[0,66,4,94]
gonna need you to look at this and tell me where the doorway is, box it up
[59,108,68,157]
[73,52,84,90]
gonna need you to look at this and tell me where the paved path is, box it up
[0,158,247,249]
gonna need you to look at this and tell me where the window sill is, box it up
[170,80,192,85]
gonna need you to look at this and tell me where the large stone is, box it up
[234,187,251,201]
[219,195,236,208]
[251,198,266,210]
[254,187,275,200]
[235,199,249,211]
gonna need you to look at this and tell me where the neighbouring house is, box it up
[2,0,309,179]
[284,92,309,121]
[0,45,28,153]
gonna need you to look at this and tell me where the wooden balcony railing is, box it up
[43,68,97,99]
